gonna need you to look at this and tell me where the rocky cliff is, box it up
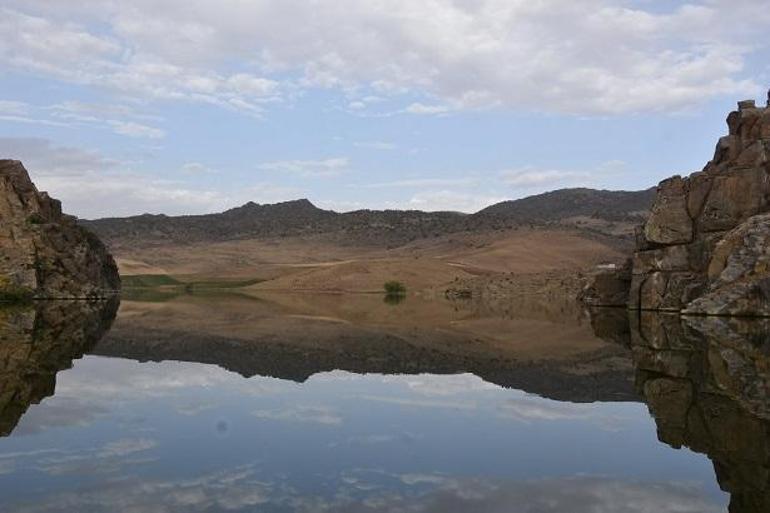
[0,160,120,299]
[585,98,770,316]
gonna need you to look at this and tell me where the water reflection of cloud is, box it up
[5,465,273,513]
[496,396,635,431]
[0,459,14,475]
[359,395,478,411]
[330,432,421,449]
[175,401,216,416]
[294,475,723,513]
[5,437,159,477]
[392,373,501,397]
[252,406,343,426]
[2,459,725,513]
[12,398,110,435]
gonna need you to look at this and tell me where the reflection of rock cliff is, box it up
[0,160,120,299]
[0,300,119,436]
[584,99,770,316]
[591,309,770,512]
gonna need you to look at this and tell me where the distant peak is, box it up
[236,198,318,210]
[283,198,316,208]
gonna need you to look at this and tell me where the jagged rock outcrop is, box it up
[0,299,119,436]
[0,160,120,299]
[584,98,770,316]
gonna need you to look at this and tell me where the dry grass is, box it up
[112,228,624,294]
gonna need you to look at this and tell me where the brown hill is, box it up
[81,187,655,249]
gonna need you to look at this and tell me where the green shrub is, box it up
[383,281,406,296]
[383,293,406,305]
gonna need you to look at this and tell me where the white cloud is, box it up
[500,168,591,188]
[354,141,397,150]
[0,137,118,176]
[257,157,350,177]
[2,1,768,115]
[0,137,278,218]
[0,100,167,139]
[0,100,30,115]
[500,160,628,190]
[404,103,453,115]
[407,190,507,213]
[353,178,477,189]
[107,120,166,139]
[181,162,217,174]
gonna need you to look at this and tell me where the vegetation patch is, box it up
[384,280,407,296]
[121,274,266,293]
[121,274,183,288]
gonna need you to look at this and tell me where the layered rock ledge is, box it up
[584,98,770,316]
[0,160,120,299]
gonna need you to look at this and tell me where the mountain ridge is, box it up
[81,186,656,248]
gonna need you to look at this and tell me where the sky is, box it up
[1,0,769,219]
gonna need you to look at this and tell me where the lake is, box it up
[1,293,767,512]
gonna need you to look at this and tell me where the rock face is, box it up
[585,98,770,316]
[0,160,120,299]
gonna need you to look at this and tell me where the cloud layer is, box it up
[3,1,768,115]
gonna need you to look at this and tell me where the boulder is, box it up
[643,176,693,245]
[579,260,632,307]
[0,160,120,299]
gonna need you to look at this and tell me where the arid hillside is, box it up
[80,187,652,294]
[82,187,654,247]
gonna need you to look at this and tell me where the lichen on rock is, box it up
[0,160,120,299]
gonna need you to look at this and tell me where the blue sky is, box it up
[1,0,768,218]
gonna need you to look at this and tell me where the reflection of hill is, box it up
[0,300,119,436]
[93,294,636,403]
[591,309,770,513]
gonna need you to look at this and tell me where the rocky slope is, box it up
[81,188,654,249]
[584,98,770,316]
[0,160,120,299]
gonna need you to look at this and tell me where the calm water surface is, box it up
[1,293,765,512]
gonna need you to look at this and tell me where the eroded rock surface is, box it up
[0,160,120,299]
[584,99,770,316]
